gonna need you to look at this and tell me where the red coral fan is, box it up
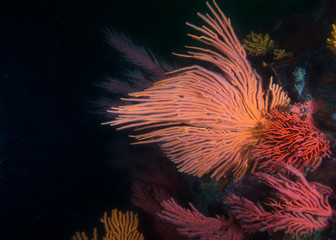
[158,198,245,240]
[253,109,331,173]
[224,163,334,235]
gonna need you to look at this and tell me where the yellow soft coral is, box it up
[243,32,274,56]
[273,49,293,60]
[72,209,144,240]
[101,209,144,240]
[72,229,98,240]
[327,24,336,55]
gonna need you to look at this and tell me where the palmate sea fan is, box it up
[159,163,335,237]
[104,0,291,182]
[224,163,335,235]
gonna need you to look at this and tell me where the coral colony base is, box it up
[75,1,336,239]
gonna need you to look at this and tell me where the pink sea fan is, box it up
[103,29,173,80]
[94,30,175,117]
[224,163,334,235]
[158,198,245,240]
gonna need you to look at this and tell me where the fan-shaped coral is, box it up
[105,0,290,181]
[225,163,334,235]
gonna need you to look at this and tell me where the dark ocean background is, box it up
[0,0,334,239]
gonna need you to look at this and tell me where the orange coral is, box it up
[105,0,290,181]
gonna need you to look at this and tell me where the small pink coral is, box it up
[290,99,326,125]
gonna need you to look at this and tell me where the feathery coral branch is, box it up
[103,29,170,79]
[158,198,245,240]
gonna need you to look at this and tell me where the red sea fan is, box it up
[224,163,334,235]
[105,0,290,181]
[253,109,331,173]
